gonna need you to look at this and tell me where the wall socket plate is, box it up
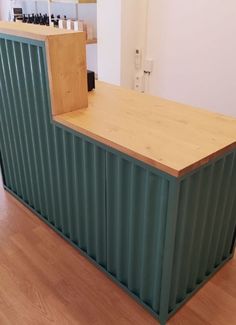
[134,72,144,92]
[144,59,154,73]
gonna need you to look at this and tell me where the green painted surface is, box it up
[0,34,235,324]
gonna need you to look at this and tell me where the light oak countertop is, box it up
[0,21,96,44]
[54,81,236,177]
[0,21,77,41]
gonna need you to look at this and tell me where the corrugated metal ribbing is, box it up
[168,152,236,312]
[0,35,106,267]
[1,33,236,323]
[106,152,170,314]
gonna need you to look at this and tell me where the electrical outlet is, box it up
[134,72,144,92]
[144,59,154,73]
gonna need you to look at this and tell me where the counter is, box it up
[0,22,235,325]
[55,81,236,177]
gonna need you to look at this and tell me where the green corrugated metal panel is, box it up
[168,152,236,313]
[0,33,235,325]
[106,151,170,314]
[0,34,107,267]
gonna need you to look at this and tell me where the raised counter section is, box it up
[0,21,77,40]
[0,21,88,116]
[54,81,236,177]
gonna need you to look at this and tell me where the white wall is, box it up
[0,0,12,20]
[120,0,148,88]
[97,0,148,87]
[98,0,236,117]
[97,0,122,85]
[146,0,236,117]
[0,0,7,20]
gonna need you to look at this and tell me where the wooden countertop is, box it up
[54,81,236,177]
[0,22,96,45]
[1,22,235,177]
[0,21,76,41]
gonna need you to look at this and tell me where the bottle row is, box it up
[15,13,95,41]
[21,13,50,25]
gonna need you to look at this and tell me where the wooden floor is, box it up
[0,175,235,325]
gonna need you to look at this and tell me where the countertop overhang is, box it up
[54,81,236,177]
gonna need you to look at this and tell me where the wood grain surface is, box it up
[0,21,76,41]
[0,21,96,44]
[45,32,88,115]
[54,81,236,177]
[0,174,235,325]
[0,21,88,116]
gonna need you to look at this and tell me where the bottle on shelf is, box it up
[58,19,63,29]
[78,20,84,32]
[39,13,43,25]
[63,15,67,29]
[27,14,32,24]
[73,20,79,31]
[50,14,55,27]
[66,19,72,30]
[21,13,49,26]
[45,15,50,26]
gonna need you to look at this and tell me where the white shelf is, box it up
[51,1,96,3]
[51,0,79,3]
[22,0,48,2]
[20,1,96,3]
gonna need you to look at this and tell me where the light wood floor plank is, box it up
[0,176,235,324]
